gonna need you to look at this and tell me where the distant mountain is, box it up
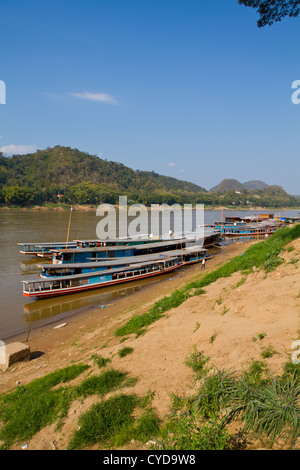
[211,178,269,192]
[210,179,245,193]
[243,180,269,191]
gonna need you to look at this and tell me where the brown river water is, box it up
[0,208,297,341]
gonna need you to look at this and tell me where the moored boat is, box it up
[18,241,78,257]
[22,257,183,298]
[214,223,278,238]
[37,247,210,278]
[51,239,191,264]
[17,237,161,258]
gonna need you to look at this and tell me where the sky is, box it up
[0,0,300,194]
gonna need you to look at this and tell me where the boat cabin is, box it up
[22,257,182,298]
[51,239,189,264]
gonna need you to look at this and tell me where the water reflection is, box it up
[19,258,40,274]
[224,234,271,244]
[24,283,142,322]
[22,272,179,328]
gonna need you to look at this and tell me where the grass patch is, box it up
[157,353,300,449]
[90,353,111,368]
[0,364,89,448]
[158,414,233,450]
[235,276,247,288]
[115,224,300,338]
[68,393,160,450]
[184,347,211,379]
[261,345,277,359]
[118,347,134,358]
[221,305,229,316]
[74,369,134,398]
[0,365,137,449]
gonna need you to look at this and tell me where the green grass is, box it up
[115,224,300,338]
[68,394,160,450]
[0,365,137,449]
[118,347,134,358]
[0,364,89,448]
[90,353,112,368]
[74,369,135,398]
[184,347,211,378]
[261,345,277,359]
[165,348,300,449]
[158,414,233,450]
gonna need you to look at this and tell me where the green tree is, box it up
[238,0,300,27]
[3,186,35,206]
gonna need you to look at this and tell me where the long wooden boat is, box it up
[22,257,183,298]
[37,248,210,279]
[18,227,221,258]
[51,239,191,264]
[17,237,161,258]
[214,223,278,238]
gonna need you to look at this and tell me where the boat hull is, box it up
[23,263,182,299]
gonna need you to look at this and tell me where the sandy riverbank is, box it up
[1,237,300,450]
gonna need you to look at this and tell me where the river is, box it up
[0,208,298,341]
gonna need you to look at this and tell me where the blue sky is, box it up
[0,0,299,193]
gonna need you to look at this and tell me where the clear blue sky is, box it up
[1,0,299,193]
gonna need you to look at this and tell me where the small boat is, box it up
[22,257,183,298]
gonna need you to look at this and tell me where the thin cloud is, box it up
[70,91,118,104]
[168,162,175,167]
[0,144,38,155]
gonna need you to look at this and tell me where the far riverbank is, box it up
[1,203,299,212]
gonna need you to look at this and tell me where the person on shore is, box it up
[201,257,206,270]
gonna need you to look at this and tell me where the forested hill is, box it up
[0,146,298,208]
[0,145,205,199]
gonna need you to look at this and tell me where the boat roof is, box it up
[74,237,164,243]
[51,239,190,254]
[37,247,206,270]
[18,230,220,249]
[18,241,78,247]
[23,257,180,283]
[18,237,165,247]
